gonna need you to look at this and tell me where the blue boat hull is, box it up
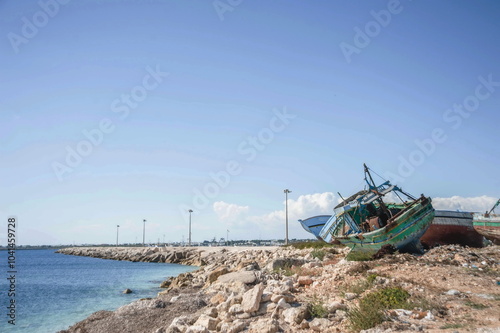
[298,215,331,240]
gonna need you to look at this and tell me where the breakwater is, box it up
[57,245,500,333]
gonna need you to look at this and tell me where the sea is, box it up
[0,249,197,333]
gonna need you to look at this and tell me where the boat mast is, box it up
[363,163,391,218]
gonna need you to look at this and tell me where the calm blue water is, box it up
[0,249,197,333]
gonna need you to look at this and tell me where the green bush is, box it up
[286,240,338,249]
[311,249,326,261]
[348,303,385,331]
[348,287,410,332]
[366,273,378,284]
[307,296,329,318]
[346,251,373,262]
[360,287,410,310]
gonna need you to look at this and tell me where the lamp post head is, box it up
[284,189,291,194]
[188,209,193,213]
[143,219,146,223]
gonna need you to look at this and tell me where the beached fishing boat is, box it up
[299,164,435,253]
[420,210,484,248]
[473,199,500,245]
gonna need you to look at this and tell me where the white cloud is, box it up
[213,201,250,226]
[212,192,337,239]
[432,195,498,213]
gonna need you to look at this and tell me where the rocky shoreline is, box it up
[56,245,500,333]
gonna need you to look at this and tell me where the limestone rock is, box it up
[241,283,264,313]
[248,318,280,333]
[210,293,226,305]
[207,266,229,284]
[228,304,244,314]
[185,326,208,333]
[194,314,218,330]
[309,318,331,332]
[123,288,133,294]
[220,320,246,333]
[217,271,256,285]
[298,276,313,285]
[282,306,308,325]
[327,300,347,312]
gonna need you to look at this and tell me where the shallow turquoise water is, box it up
[0,249,196,333]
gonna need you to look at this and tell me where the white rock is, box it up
[228,304,244,314]
[241,283,264,313]
[327,301,347,312]
[309,318,331,332]
[194,314,218,330]
[276,298,291,309]
[248,318,280,333]
[282,306,307,325]
[220,320,246,333]
[344,292,357,300]
[185,326,208,333]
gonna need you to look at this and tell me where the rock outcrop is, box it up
[57,244,500,333]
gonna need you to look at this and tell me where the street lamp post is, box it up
[188,210,193,246]
[116,225,120,247]
[226,229,229,246]
[143,219,146,246]
[284,189,292,245]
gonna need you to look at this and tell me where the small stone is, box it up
[248,318,280,333]
[309,318,331,332]
[210,293,226,305]
[344,293,357,300]
[276,298,291,309]
[282,306,307,325]
[445,289,460,296]
[271,294,284,303]
[123,288,133,294]
[228,304,244,314]
[170,295,181,302]
[327,301,347,312]
[204,306,218,318]
[298,276,313,286]
[185,326,208,333]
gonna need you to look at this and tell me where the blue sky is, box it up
[1,0,499,245]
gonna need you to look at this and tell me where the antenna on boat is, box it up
[337,192,346,202]
[363,163,391,218]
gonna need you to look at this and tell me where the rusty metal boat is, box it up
[420,210,484,248]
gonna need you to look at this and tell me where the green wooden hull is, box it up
[336,198,435,253]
